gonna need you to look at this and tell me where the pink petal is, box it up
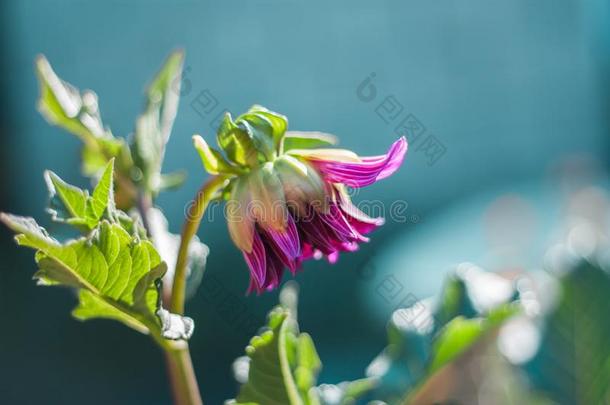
[243,231,266,291]
[263,215,301,273]
[308,137,407,187]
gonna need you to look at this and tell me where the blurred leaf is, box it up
[429,304,517,374]
[315,379,377,405]
[132,50,185,195]
[35,55,136,207]
[364,268,518,404]
[36,55,112,145]
[522,259,610,404]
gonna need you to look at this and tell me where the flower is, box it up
[193,105,407,293]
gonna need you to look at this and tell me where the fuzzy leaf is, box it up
[45,160,115,230]
[233,307,322,405]
[1,163,192,341]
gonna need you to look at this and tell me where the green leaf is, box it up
[44,160,115,230]
[365,268,519,404]
[35,55,127,175]
[1,214,161,334]
[522,259,610,405]
[131,50,185,195]
[231,283,373,405]
[1,162,192,341]
[35,55,136,209]
[158,171,187,191]
[281,131,338,152]
[429,304,516,373]
[36,55,110,145]
[233,290,322,405]
[235,308,303,405]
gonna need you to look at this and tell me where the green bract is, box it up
[193,105,338,175]
[1,160,193,342]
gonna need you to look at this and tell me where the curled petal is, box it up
[264,215,301,273]
[306,137,407,187]
[243,231,266,291]
[335,186,384,235]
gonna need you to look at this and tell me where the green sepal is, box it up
[193,135,242,175]
[281,131,337,152]
[235,105,288,158]
[217,112,257,167]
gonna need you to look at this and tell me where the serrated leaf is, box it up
[1,214,160,332]
[132,50,184,195]
[233,306,322,405]
[44,170,89,227]
[1,188,192,341]
[45,160,115,230]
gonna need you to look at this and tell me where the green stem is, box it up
[170,175,227,314]
[134,190,206,405]
[163,343,203,405]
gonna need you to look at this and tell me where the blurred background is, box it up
[1,1,609,404]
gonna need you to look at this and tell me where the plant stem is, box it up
[164,343,203,405]
[170,175,227,314]
[135,190,206,405]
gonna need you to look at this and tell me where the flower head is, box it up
[194,105,407,293]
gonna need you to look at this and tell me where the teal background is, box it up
[0,1,609,403]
